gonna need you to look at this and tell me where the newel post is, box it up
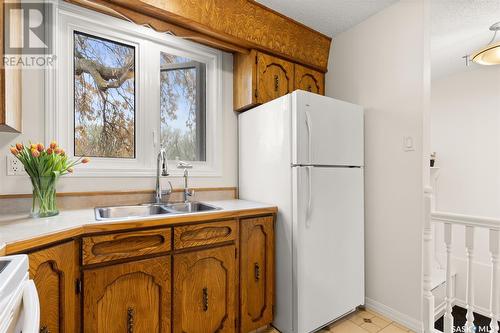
[423,186,435,333]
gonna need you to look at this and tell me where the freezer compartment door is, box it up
[292,91,363,166]
[293,166,364,333]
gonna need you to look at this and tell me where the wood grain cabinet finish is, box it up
[21,213,275,333]
[28,241,80,333]
[0,0,22,133]
[256,52,294,106]
[234,50,326,111]
[82,228,171,265]
[173,245,236,333]
[234,51,294,111]
[294,64,325,96]
[239,216,275,332]
[69,0,331,71]
[173,220,237,250]
[83,256,171,333]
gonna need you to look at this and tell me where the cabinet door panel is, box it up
[294,64,325,95]
[29,241,79,333]
[82,228,171,265]
[256,52,294,104]
[240,216,274,332]
[173,245,236,333]
[173,220,237,250]
[83,256,171,333]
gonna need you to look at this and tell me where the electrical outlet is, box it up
[7,155,25,176]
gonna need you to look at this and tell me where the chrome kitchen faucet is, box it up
[155,148,172,204]
[177,161,194,203]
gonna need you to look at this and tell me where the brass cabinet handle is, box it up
[127,307,134,333]
[274,75,279,92]
[40,325,50,333]
[202,287,209,312]
[254,263,260,281]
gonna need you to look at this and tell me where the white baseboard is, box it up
[365,297,423,333]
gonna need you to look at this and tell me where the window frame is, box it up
[48,3,223,178]
[73,30,138,160]
[160,59,206,161]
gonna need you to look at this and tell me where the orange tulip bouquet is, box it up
[9,141,89,218]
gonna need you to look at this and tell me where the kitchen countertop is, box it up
[0,200,277,254]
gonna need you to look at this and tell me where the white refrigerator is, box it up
[239,90,364,333]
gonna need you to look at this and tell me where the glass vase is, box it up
[30,175,59,218]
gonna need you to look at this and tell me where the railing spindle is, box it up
[465,226,475,333]
[444,223,453,333]
[490,229,499,333]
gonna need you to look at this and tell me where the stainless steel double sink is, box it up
[95,202,220,221]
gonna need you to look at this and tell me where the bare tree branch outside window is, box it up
[74,32,135,158]
[160,52,206,161]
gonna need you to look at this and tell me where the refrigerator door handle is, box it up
[305,110,312,163]
[305,166,313,228]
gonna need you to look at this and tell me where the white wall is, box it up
[431,66,500,315]
[0,53,237,194]
[326,0,426,330]
[431,67,500,218]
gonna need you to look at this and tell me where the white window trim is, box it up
[46,2,223,178]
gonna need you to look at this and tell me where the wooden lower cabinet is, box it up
[173,245,236,333]
[25,213,275,333]
[239,216,275,332]
[83,256,171,333]
[29,241,79,333]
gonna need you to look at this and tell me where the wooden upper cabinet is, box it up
[83,256,171,333]
[0,0,22,133]
[294,64,325,95]
[173,245,236,333]
[234,51,294,111]
[256,52,294,105]
[29,241,80,333]
[239,216,274,332]
[234,50,326,111]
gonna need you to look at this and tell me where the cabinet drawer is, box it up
[82,228,171,265]
[173,220,237,250]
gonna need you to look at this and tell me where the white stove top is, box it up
[0,255,29,333]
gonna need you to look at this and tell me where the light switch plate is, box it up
[7,155,25,175]
[403,136,415,152]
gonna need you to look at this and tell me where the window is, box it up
[160,53,206,161]
[52,4,223,177]
[73,32,136,158]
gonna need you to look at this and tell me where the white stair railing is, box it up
[423,187,435,333]
[431,212,500,333]
[490,229,499,333]
[465,225,475,332]
[443,222,453,333]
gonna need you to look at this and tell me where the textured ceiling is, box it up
[255,0,398,37]
[431,0,500,79]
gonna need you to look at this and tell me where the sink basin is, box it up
[95,204,174,221]
[166,202,221,214]
[94,202,220,220]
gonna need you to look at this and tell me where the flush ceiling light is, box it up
[470,22,500,65]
